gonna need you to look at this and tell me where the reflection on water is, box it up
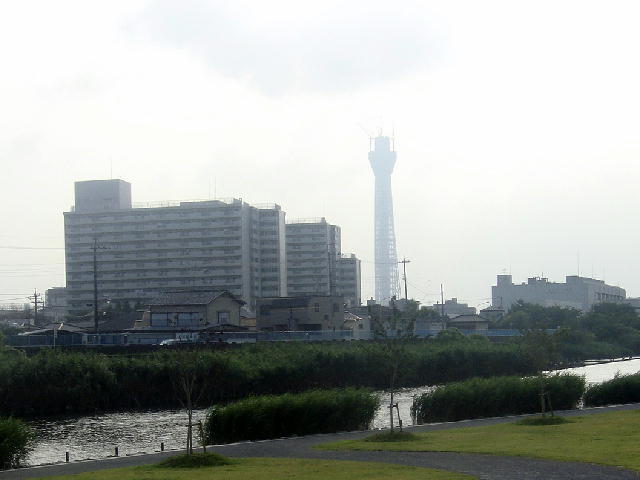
[27,409,208,466]
[554,357,640,384]
[26,358,640,466]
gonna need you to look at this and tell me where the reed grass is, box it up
[205,389,378,443]
[584,372,640,406]
[411,374,585,423]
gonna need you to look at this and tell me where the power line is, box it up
[0,246,64,250]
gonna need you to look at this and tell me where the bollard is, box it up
[161,442,164,452]
[115,446,119,457]
[65,452,69,463]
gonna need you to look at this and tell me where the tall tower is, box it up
[369,135,399,305]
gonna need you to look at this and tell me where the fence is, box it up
[5,328,524,348]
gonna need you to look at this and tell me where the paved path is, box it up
[2,403,640,479]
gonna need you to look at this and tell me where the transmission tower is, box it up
[369,135,400,305]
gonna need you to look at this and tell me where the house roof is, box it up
[449,314,488,323]
[96,315,139,332]
[21,322,87,335]
[149,290,245,307]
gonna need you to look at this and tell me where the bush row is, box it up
[584,373,640,406]
[0,339,535,417]
[411,374,585,422]
[205,388,378,443]
[0,417,32,469]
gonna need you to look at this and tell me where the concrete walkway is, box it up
[2,403,640,479]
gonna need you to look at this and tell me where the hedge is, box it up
[205,388,378,443]
[411,374,585,423]
[584,373,640,407]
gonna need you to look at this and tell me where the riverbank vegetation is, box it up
[496,301,640,361]
[205,388,377,443]
[0,338,535,417]
[323,409,640,472]
[0,417,33,469]
[411,374,585,423]
[584,373,640,406]
[41,457,473,480]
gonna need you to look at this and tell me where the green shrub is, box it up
[584,373,640,406]
[205,388,378,443]
[411,374,585,423]
[157,452,232,468]
[364,431,419,442]
[0,417,33,469]
[516,416,571,426]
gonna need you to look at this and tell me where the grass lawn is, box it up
[321,410,640,471]
[40,457,473,480]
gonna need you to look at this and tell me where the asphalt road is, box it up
[2,403,640,480]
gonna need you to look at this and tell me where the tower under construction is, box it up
[369,135,400,304]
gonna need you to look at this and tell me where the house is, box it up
[256,295,344,331]
[448,314,489,332]
[146,290,245,330]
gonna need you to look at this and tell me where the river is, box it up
[24,357,640,466]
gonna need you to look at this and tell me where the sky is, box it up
[2,0,640,310]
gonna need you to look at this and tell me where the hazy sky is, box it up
[2,0,640,309]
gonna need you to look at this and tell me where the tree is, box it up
[520,329,559,416]
[371,298,415,432]
[171,353,210,454]
[496,301,580,331]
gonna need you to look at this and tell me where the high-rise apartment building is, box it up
[64,179,287,316]
[336,254,361,308]
[285,218,340,297]
[285,218,361,307]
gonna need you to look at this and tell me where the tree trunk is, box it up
[389,391,395,432]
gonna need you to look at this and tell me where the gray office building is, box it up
[64,179,287,316]
[492,274,626,313]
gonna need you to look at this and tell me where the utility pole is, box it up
[440,284,445,316]
[28,290,44,326]
[398,258,411,300]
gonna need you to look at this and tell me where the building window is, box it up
[314,303,320,312]
[333,303,340,313]
[151,313,168,327]
[217,311,230,325]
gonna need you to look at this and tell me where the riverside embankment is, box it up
[22,356,640,466]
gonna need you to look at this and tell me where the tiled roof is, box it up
[149,290,245,306]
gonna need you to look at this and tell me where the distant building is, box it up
[479,306,505,322]
[256,295,344,331]
[285,218,361,307]
[492,274,626,313]
[430,298,476,318]
[625,297,640,314]
[44,287,67,321]
[336,254,361,308]
[285,219,340,297]
[448,314,489,332]
[63,179,286,316]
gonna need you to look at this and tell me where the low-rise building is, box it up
[448,314,489,332]
[256,295,344,331]
[145,290,245,330]
[44,287,67,321]
[429,298,476,317]
[492,274,626,312]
